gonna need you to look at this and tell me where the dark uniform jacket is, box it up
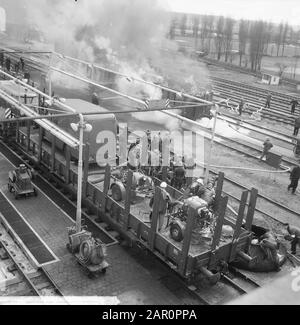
[290,166,300,180]
[295,117,300,128]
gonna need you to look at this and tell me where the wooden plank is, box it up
[82,143,90,199]
[245,188,258,231]
[37,127,43,163]
[229,190,248,262]
[209,195,228,268]
[214,172,224,209]
[65,146,71,184]
[179,206,196,275]
[15,121,20,143]
[124,170,133,229]
[149,187,161,251]
[100,164,111,213]
[51,134,55,172]
[161,166,168,182]
[26,121,31,152]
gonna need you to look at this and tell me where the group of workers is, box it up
[0,52,27,79]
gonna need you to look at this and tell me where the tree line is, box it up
[169,14,300,73]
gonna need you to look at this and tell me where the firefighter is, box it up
[14,61,20,75]
[259,231,281,270]
[288,164,300,194]
[200,180,216,207]
[284,224,300,255]
[157,182,171,231]
[290,99,299,115]
[20,57,25,71]
[128,138,141,171]
[238,98,244,116]
[259,137,273,161]
[171,161,186,190]
[265,92,272,109]
[189,178,205,197]
[91,92,99,105]
[293,115,300,136]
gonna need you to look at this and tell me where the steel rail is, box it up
[0,239,41,296]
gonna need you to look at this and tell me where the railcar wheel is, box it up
[170,223,184,242]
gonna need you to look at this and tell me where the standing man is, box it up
[284,224,300,255]
[0,51,4,67]
[260,137,273,161]
[158,182,171,231]
[5,57,11,72]
[265,92,272,109]
[293,115,300,136]
[20,57,25,71]
[290,99,299,115]
[91,92,99,105]
[238,98,244,116]
[288,165,300,194]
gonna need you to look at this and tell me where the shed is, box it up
[260,70,281,86]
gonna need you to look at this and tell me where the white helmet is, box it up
[196,178,204,185]
[160,182,167,189]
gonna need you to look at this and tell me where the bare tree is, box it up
[223,18,235,62]
[200,15,209,49]
[275,62,288,79]
[238,19,249,66]
[192,15,200,49]
[249,20,266,71]
[180,14,187,36]
[281,23,289,56]
[275,23,284,56]
[169,17,177,40]
[261,22,273,55]
[214,16,225,60]
[206,15,215,53]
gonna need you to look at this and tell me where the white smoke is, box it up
[12,0,210,131]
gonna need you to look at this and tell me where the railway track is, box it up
[0,235,62,297]
[0,141,262,305]
[211,77,297,125]
[1,46,300,303]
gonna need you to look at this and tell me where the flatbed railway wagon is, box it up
[4,101,259,286]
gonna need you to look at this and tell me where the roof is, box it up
[0,80,37,97]
[261,70,281,77]
[56,98,115,120]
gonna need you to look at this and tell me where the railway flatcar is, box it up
[45,99,118,166]
[0,80,38,113]
[161,88,212,120]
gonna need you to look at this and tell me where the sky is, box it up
[165,0,300,26]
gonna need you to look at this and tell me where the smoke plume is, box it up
[4,0,210,130]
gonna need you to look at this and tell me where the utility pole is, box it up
[204,103,219,184]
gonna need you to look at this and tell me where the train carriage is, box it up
[46,99,118,166]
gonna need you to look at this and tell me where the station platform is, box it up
[0,152,190,304]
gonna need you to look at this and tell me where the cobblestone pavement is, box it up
[0,153,189,304]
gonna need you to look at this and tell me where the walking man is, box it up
[5,57,11,72]
[288,165,300,194]
[265,92,272,109]
[293,115,300,136]
[20,57,25,71]
[238,98,244,116]
[283,224,300,255]
[290,99,299,115]
[260,137,273,161]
